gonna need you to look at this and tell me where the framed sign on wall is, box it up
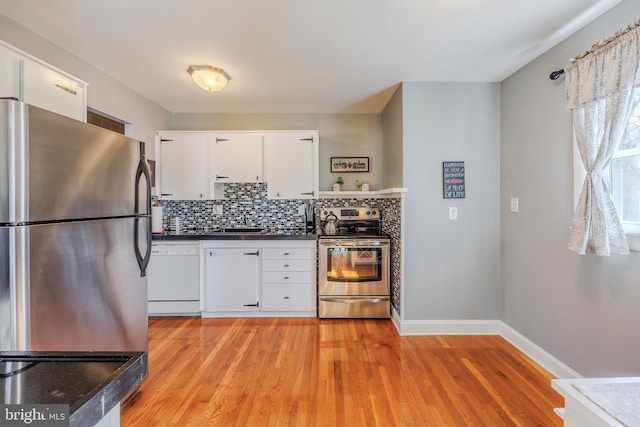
[331,157,369,173]
[443,161,465,198]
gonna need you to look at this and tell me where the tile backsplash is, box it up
[156,182,402,314]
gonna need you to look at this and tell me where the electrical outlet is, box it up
[448,207,458,220]
[212,204,223,215]
[510,197,519,213]
[298,204,306,215]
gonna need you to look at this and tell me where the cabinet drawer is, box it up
[262,271,311,284]
[262,284,312,311]
[262,248,312,260]
[262,259,311,272]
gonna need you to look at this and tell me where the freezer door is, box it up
[1,218,149,351]
[0,99,149,223]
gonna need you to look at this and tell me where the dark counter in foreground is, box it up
[0,352,147,427]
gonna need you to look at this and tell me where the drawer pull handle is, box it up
[284,296,290,300]
[283,264,290,267]
[283,276,290,280]
[283,252,290,255]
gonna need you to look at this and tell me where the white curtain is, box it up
[565,22,640,255]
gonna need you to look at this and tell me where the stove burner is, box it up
[319,207,386,238]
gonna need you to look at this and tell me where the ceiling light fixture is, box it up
[187,65,231,92]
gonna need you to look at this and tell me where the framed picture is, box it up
[442,161,465,198]
[330,157,369,173]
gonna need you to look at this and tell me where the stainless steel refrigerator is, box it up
[0,98,152,351]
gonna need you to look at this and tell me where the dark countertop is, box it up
[153,229,318,241]
[0,351,147,427]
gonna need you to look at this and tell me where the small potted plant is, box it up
[356,179,369,192]
[332,176,344,191]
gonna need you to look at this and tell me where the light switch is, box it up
[510,197,519,213]
[448,207,458,220]
[212,204,223,215]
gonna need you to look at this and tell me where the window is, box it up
[611,90,640,236]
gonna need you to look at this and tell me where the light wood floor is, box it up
[121,317,563,426]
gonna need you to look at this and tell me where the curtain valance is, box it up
[565,21,640,110]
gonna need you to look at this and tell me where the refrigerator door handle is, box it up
[134,142,152,276]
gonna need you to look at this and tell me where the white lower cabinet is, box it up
[201,240,316,317]
[204,247,260,312]
[261,247,314,312]
[262,283,312,311]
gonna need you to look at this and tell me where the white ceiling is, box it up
[0,0,624,114]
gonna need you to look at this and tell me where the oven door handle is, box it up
[321,297,388,304]
[319,239,389,247]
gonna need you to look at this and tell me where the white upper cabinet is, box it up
[154,130,319,200]
[157,132,210,200]
[263,131,319,199]
[1,41,88,122]
[0,43,21,100]
[210,132,263,183]
[21,59,86,121]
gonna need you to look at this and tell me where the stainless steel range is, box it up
[317,207,390,318]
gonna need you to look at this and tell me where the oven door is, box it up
[318,238,389,296]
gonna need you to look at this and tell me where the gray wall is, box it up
[500,0,640,377]
[381,86,403,188]
[171,113,382,192]
[401,82,501,320]
[0,14,171,151]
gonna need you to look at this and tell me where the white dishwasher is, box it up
[147,241,200,316]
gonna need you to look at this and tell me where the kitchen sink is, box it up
[215,227,264,233]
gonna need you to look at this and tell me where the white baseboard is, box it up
[390,315,580,379]
[500,322,581,380]
[397,318,502,336]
